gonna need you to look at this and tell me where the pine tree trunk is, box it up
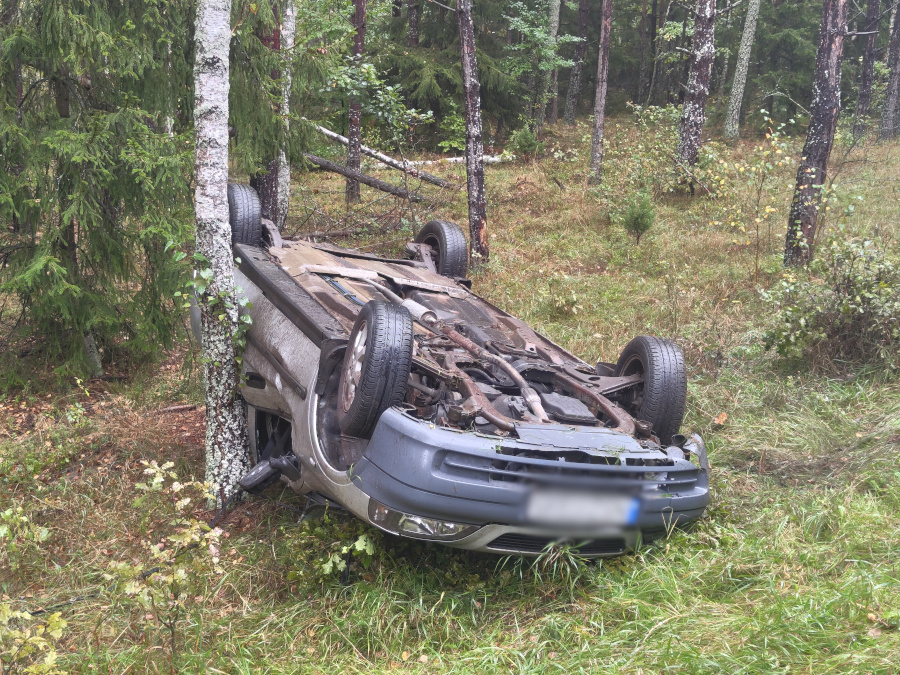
[249,9,283,227]
[564,0,590,125]
[457,0,489,262]
[784,0,848,266]
[853,0,880,137]
[880,2,900,139]
[724,0,760,139]
[408,0,420,47]
[639,0,649,102]
[346,0,367,204]
[676,0,716,169]
[276,0,296,231]
[194,0,250,503]
[546,0,562,125]
[588,0,614,185]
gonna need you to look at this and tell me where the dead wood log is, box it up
[302,154,424,202]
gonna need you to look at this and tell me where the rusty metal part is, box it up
[441,351,517,431]
[553,371,636,436]
[436,324,551,423]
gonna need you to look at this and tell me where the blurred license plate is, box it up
[526,491,640,527]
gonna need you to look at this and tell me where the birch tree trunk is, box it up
[564,0,590,125]
[784,0,848,266]
[880,2,900,140]
[275,0,296,232]
[852,0,880,138]
[457,0,489,262]
[408,0,420,47]
[547,0,562,125]
[676,0,716,168]
[194,0,250,502]
[724,0,760,139]
[588,0,614,185]
[346,0,367,204]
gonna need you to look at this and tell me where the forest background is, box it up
[2,0,900,672]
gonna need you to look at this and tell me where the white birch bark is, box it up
[276,0,296,231]
[194,0,250,503]
[676,0,716,168]
[724,0,760,140]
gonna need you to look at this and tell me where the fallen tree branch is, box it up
[405,154,512,166]
[310,124,453,188]
[155,404,198,414]
[299,229,354,239]
[302,154,424,202]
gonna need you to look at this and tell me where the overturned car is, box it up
[216,184,710,557]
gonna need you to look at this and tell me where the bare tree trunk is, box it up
[785,0,848,266]
[638,0,649,102]
[675,0,716,169]
[564,0,590,125]
[724,0,760,139]
[588,0,614,185]
[275,0,296,231]
[457,0,489,262]
[249,9,283,226]
[853,0,880,137]
[408,0,420,47]
[547,0,562,125]
[194,0,249,503]
[880,1,900,139]
[346,0,367,204]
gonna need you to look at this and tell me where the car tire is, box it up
[338,300,413,438]
[615,336,687,445]
[414,220,468,278]
[228,183,262,247]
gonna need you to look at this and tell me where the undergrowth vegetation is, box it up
[2,115,900,672]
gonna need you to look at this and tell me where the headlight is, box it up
[368,499,479,541]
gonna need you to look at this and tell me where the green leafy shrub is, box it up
[763,239,900,367]
[0,605,67,674]
[619,194,655,245]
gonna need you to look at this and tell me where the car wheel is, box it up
[615,336,687,445]
[338,300,413,438]
[228,183,262,247]
[414,220,468,278]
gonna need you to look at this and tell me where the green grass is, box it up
[2,119,900,673]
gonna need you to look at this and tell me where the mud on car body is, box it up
[212,184,710,557]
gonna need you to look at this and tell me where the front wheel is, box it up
[414,220,468,278]
[338,300,413,438]
[615,336,687,445]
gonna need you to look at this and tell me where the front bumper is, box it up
[350,409,710,556]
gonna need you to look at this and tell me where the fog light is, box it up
[368,500,478,541]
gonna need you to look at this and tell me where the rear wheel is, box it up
[338,300,413,438]
[615,336,687,445]
[228,183,262,246]
[414,220,468,278]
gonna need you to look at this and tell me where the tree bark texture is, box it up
[346,0,367,204]
[564,0,590,125]
[852,0,880,137]
[547,0,561,125]
[588,0,613,185]
[193,0,250,502]
[676,0,716,168]
[408,0,420,47]
[784,0,848,266]
[457,0,489,262]
[638,0,649,102]
[275,0,296,231]
[880,2,900,139]
[724,0,760,139]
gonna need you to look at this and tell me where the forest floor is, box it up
[2,117,900,673]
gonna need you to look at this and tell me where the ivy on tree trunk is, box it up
[457,0,489,262]
[784,0,848,266]
[588,0,613,185]
[676,0,716,169]
[194,0,250,503]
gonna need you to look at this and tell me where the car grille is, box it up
[486,533,626,556]
[441,448,700,492]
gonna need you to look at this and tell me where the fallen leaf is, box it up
[713,412,728,425]
[418,655,428,663]
[401,651,410,661]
